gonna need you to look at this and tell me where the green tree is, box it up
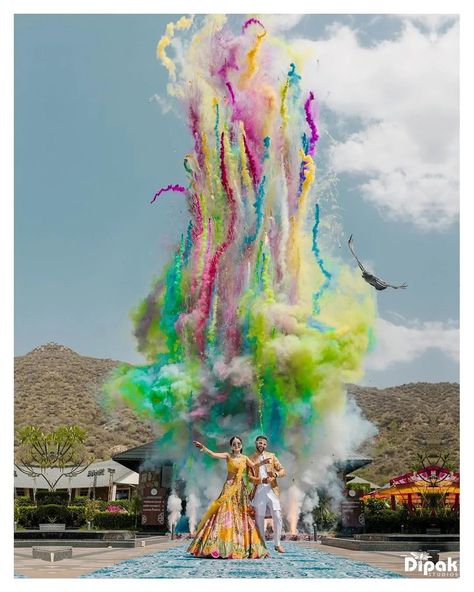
[312,491,338,530]
[15,425,93,490]
[14,498,20,525]
[129,491,142,530]
[84,498,101,526]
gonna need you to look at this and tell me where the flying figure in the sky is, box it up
[348,234,408,291]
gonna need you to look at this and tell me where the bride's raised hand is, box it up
[193,440,204,449]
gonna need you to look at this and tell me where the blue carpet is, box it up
[81,542,405,578]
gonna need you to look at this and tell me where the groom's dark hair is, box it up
[255,435,268,442]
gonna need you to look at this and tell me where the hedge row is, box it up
[36,490,69,506]
[17,505,138,529]
[362,501,459,534]
[15,496,133,511]
[18,505,86,528]
[72,497,132,512]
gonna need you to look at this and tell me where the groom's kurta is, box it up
[248,451,286,506]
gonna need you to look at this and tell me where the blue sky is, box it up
[14,13,459,387]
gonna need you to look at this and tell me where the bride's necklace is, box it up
[231,452,242,458]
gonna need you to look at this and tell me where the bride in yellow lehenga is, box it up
[188,436,270,559]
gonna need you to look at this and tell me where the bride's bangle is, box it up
[200,446,207,453]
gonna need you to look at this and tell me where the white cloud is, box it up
[259,14,303,32]
[365,317,459,371]
[295,18,459,231]
[402,15,458,36]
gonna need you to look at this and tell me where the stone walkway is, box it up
[302,543,460,579]
[14,539,183,578]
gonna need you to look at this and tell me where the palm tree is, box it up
[129,492,142,531]
[313,491,338,531]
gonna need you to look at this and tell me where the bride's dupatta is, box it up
[194,461,246,532]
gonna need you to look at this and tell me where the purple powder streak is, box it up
[242,134,259,187]
[226,81,236,104]
[150,184,186,204]
[304,91,320,156]
[242,18,265,32]
[217,54,239,79]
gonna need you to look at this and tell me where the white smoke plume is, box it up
[167,490,182,528]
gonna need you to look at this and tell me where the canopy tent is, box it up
[346,475,381,490]
[361,465,459,510]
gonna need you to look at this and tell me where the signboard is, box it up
[139,470,168,527]
[341,497,363,528]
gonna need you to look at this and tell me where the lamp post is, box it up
[108,468,116,501]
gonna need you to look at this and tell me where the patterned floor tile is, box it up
[81,542,405,578]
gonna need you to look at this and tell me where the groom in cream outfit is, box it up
[248,435,286,553]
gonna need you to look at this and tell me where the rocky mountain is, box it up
[14,343,459,485]
[14,343,156,461]
[348,382,459,484]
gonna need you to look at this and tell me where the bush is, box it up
[17,504,87,528]
[364,508,402,533]
[72,497,132,512]
[71,496,90,507]
[83,499,101,522]
[67,505,86,527]
[19,504,81,527]
[361,500,460,534]
[403,507,459,534]
[36,490,69,506]
[35,504,71,525]
[17,505,37,528]
[107,499,131,512]
[105,504,128,513]
[362,498,390,513]
[14,496,32,507]
[437,508,460,534]
[403,508,433,534]
[93,511,136,530]
[14,499,21,523]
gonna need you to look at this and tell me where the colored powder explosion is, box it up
[104,15,378,531]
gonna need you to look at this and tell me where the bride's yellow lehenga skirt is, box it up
[187,478,268,559]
